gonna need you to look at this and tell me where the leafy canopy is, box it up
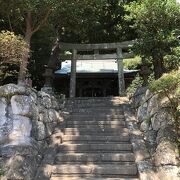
[125,0,180,57]
[0,31,29,64]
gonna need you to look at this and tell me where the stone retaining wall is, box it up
[131,87,179,179]
[0,84,63,179]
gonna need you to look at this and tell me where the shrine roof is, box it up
[55,60,138,74]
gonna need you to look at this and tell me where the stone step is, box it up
[52,164,138,176]
[66,124,126,129]
[71,112,124,116]
[51,177,138,180]
[58,143,132,152]
[55,153,135,163]
[65,98,119,104]
[63,128,129,135]
[66,120,126,126]
[64,104,123,109]
[67,114,125,121]
[70,108,123,113]
[62,135,130,143]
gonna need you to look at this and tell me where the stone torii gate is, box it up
[44,41,134,98]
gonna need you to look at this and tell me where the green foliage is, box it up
[164,46,180,71]
[0,168,4,176]
[29,26,55,89]
[123,56,142,70]
[126,74,143,97]
[53,0,135,43]
[125,0,180,77]
[0,31,28,64]
[0,0,58,33]
[149,70,180,134]
[149,71,179,95]
[0,31,29,84]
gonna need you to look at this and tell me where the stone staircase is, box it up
[51,97,139,180]
[36,97,139,180]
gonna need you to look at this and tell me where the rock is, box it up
[38,91,52,109]
[11,95,32,117]
[31,103,39,121]
[51,96,59,110]
[5,154,39,180]
[0,116,8,142]
[0,97,7,116]
[144,130,157,145]
[144,89,153,101]
[151,109,172,131]
[157,165,180,180]
[0,116,7,127]
[9,115,32,144]
[39,109,60,123]
[27,88,38,104]
[0,116,13,143]
[131,86,148,108]
[45,122,56,136]
[1,143,39,157]
[137,103,148,123]
[31,120,46,141]
[153,140,179,166]
[147,95,159,116]
[140,119,150,132]
[48,109,59,122]
[156,126,177,144]
[0,84,26,97]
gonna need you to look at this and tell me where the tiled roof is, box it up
[55,60,138,74]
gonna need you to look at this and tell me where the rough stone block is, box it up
[147,95,159,116]
[5,154,39,180]
[31,120,46,141]
[0,84,26,97]
[11,95,32,117]
[0,97,7,116]
[156,126,177,144]
[38,91,52,109]
[9,115,32,144]
[0,116,13,143]
[153,140,179,166]
[137,105,148,123]
[151,109,172,131]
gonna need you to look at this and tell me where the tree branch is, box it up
[7,15,13,32]
[32,8,52,34]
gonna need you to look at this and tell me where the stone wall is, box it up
[131,87,179,179]
[0,84,63,179]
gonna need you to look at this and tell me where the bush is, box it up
[164,46,180,72]
[123,56,142,70]
[149,70,180,135]
[126,73,143,97]
[0,31,29,84]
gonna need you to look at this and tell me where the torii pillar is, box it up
[117,47,125,96]
[69,49,77,98]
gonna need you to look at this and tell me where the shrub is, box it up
[123,56,142,70]
[0,31,29,84]
[126,73,143,97]
[149,70,180,135]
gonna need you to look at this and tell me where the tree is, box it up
[0,31,28,85]
[0,0,58,85]
[125,0,180,79]
[0,0,107,85]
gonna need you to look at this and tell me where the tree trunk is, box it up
[152,53,164,79]
[18,12,32,85]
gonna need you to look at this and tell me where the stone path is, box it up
[35,97,139,180]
